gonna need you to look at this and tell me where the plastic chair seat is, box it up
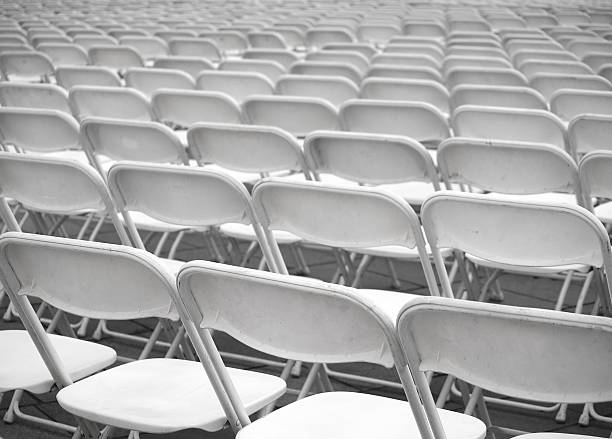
[127,211,192,233]
[220,222,302,245]
[57,358,286,434]
[0,330,116,394]
[465,253,590,275]
[236,391,486,439]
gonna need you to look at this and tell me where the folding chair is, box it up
[0,51,54,82]
[242,95,338,138]
[0,232,285,438]
[450,85,547,111]
[360,78,450,116]
[242,49,299,69]
[55,65,122,89]
[0,82,71,113]
[550,89,612,122]
[339,99,450,150]
[530,73,612,101]
[118,36,169,62]
[196,71,274,104]
[68,85,154,121]
[579,150,612,227]
[568,114,612,160]
[452,105,567,152]
[275,74,359,108]
[37,43,89,66]
[219,59,285,83]
[153,56,215,79]
[397,295,612,438]
[124,67,195,98]
[176,260,485,439]
[167,37,221,62]
[152,89,242,133]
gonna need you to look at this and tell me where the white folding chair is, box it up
[242,95,338,138]
[152,55,215,79]
[0,82,71,113]
[549,89,612,122]
[176,260,485,439]
[0,232,285,437]
[88,44,144,72]
[275,74,359,108]
[452,105,568,152]
[68,85,154,121]
[397,295,612,438]
[568,114,612,159]
[73,35,117,51]
[360,78,450,116]
[196,71,274,104]
[450,84,547,110]
[0,51,54,82]
[55,65,122,89]
[124,67,195,98]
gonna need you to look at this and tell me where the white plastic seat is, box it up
[242,49,300,69]
[275,74,359,108]
[154,30,197,43]
[119,36,169,62]
[530,73,612,101]
[443,55,512,73]
[450,85,547,110]
[446,67,528,90]
[168,37,221,62]
[322,42,376,59]
[88,44,144,71]
[196,71,274,103]
[519,60,594,78]
[74,35,117,51]
[512,49,580,66]
[384,43,445,62]
[305,50,370,74]
[153,56,215,79]
[37,43,89,66]
[568,114,612,158]
[0,51,54,82]
[360,78,450,116]
[0,82,71,113]
[247,31,288,49]
[373,53,442,71]
[242,95,338,138]
[124,67,195,98]
[199,31,248,55]
[219,59,286,83]
[366,64,443,83]
[69,85,154,121]
[55,66,122,89]
[289,60,363,85]
[549,89,612,122]
[452,105,567,152]
[305,27,356,49]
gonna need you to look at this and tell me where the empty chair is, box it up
[599,64,612,83]
[81,118,188,176]
[446,46,509,60]
[124,67,195,98]
[582,53,612,71]
[289,61,362,86]
[242,49,299,69]
[168,37,221,62]
[550,89,612,122]
[372,53,442,71]
[119,36,169,62]
[74,36,117,51]
[580,151,612,224]
[37,43,89,66]
[512,49,580,66]
[450,85,547,110]
[567,40,612,59]
[442,56,512,74]
[275,74,359,108]
[402,20,447,39]
[0,51,54,82]
[219,59,285,83]
[305,27,356,49]
[360,78,450,116]
[446,67,528,90]
[366,65,443,83]
[322,42,377,59]
[339,99,450,149]
[154,30,197,43]
[506,40,565,56]
[357,23,401,45]
[530,73,612,101]
[198,31,248,54]
[196,71,274,103]
[242,95,338,138]
[88,45,144,71]
[383,43,444,62]
[152,89,242,130]
[305,50,370,74]
[55,66,121,89]
[520,60,594,78]
[69,86,153,121]
[153,56,215,79]
[569,114,612,158]
[247,31,288,49]
[0,82,71,113]
[453,105,567,152]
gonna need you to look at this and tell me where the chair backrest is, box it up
[450,84,547,111]
[567,40,612,59]
[187,122,309,176]
[124,67,195,98]
[446,67,528,90]
[198,31,248,54]
[519,60,594,78]
[512,48,579,66]
[196,71,273,103]
[384,43,444,63]
[305,27,356,49]
[81,117,188,174]
[579,150,612,213]
[167,37,221,61]
[289,60,362,85]
[88,44,144,70]
[242,49,299,69]
[0,152,130,245]
[582,53,612,71]
[437,138,581,200]
[55,65,122,89]
[252,178,439,294]
[0,51,54,81]
[421,192,612,299]
[397,296,612,423]
[340,99,450,148]
[304,130,439,189]
[305,50,370,74]
[452,105,567,152]
[275,74,358,108]
[372,53,441,71]
[530,73,612,101]
[568,114,612,158]
[37,43,89,66]
[442,55,512,73]
[322,42,376,59]
[242,95,338,138]
[247,31,288,49]
[360,78,450,115]
[550,89,612,122]
[218,59,285,83]
[119,36,169,61]
[152,89,242,128]
[69,85,153,121]
[0,82,71,113]
[152,56,215,79]
[0,107,79,153]
[366,64,443,83]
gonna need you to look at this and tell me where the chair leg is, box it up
[351,254,373,288]
[385,258,402,290]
